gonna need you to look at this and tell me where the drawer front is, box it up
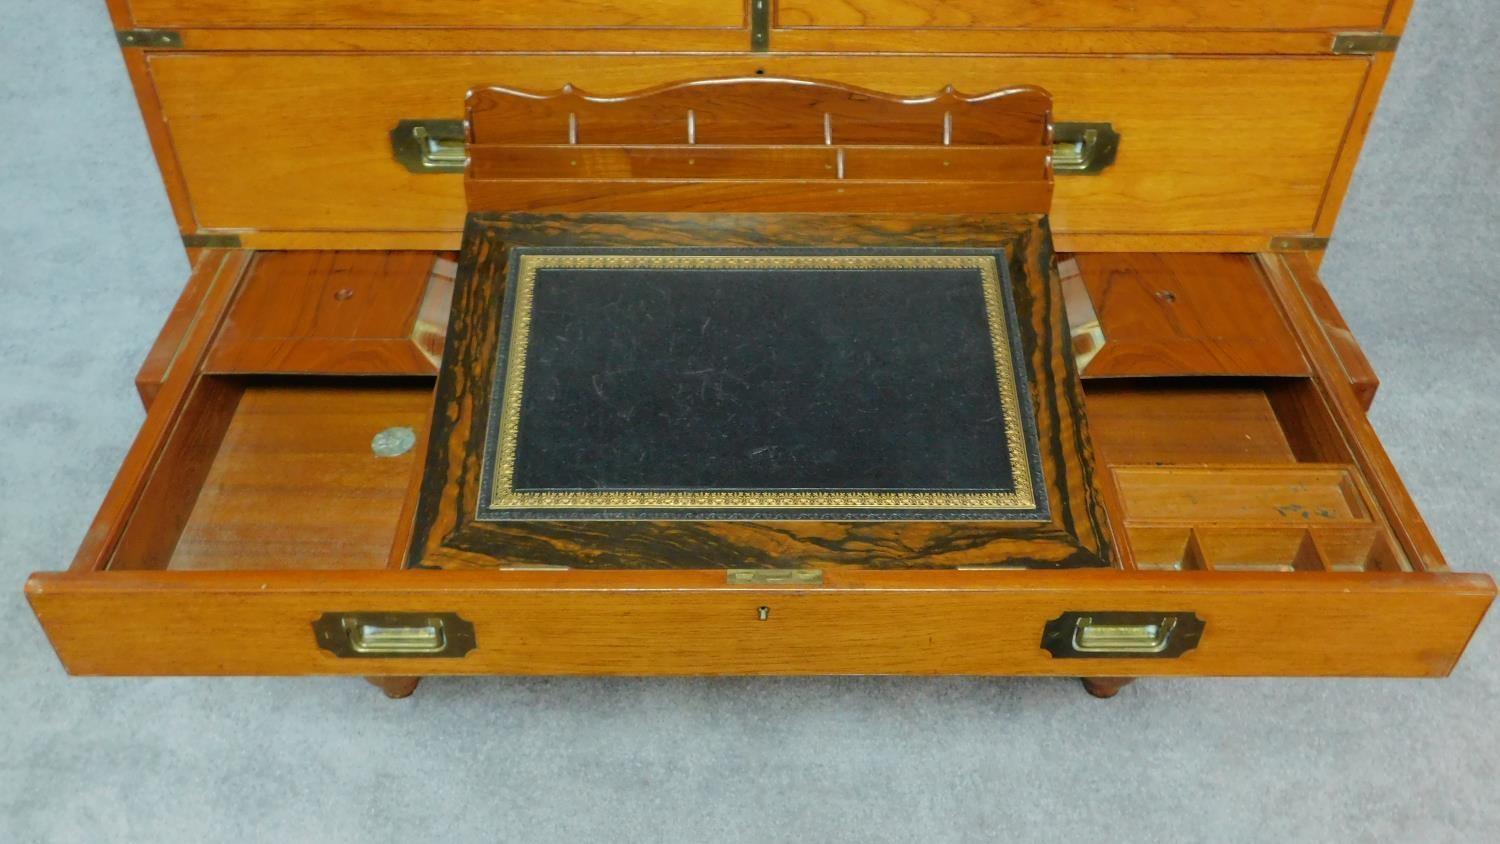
[151,53,1368,241]
[27,569,1494,677]
[129,0,745,28]
[776,0,1392,31]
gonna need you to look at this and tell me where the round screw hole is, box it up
[755,68,766,75]
[333,288,355,301]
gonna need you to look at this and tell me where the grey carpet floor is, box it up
[2,1,1497,841]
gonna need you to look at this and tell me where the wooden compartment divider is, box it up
[464,80,1056,215]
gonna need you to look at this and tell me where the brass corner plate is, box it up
[1269,235,1331,253]
[1332,33,1401,55]
[181,232,243,249]
[116,29,182,49]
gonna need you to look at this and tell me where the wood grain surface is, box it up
[26,568,1492,678]
[68,251,251,573]
[166,383,430,571]
[1260,254,1450,573]
[467,79,1052,146]
[157,28,1353,55]
[464,78,1054,214]
[128,0,744,28]
[775,0,1391,31]
[145,54,1365,240]
[204,251,446,376]
[135,250,217,409]
[1083,382,1297,465]
[1286,261,1380,408]
[1070,253,1309,378]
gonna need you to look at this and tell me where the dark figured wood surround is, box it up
[408,212,1112,571]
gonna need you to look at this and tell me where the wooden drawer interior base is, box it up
[112,378,431,572]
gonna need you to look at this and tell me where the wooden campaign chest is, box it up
[27,0,1492,698]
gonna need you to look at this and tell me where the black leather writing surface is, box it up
[477,248,1047,521]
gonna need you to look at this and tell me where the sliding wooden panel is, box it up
[1069,253,1309,378]
[204,251,449,375]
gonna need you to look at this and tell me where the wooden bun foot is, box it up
[366,676,421,699]
[1080,677,1135,699]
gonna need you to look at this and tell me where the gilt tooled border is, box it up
[483,252,1036,511]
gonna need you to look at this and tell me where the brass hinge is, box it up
[116,29,182,49]
[726,569,822,585]
[1332,33,1401,55]
[750,0,770,52]
[182,233,243,248]
[1269,235,1330,252]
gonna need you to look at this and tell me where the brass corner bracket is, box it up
[117,29,182,49]
[1332,33,1401,55]
[182,233,243,248]
[1269,235,1331,252]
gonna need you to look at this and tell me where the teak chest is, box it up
[29,0,1492,699]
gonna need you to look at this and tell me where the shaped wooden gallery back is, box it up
[463,77,1055,214]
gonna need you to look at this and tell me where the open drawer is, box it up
[26,247,1493,682]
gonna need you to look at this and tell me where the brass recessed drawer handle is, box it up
[390,119,466,174]
[1041,611,1204,658]
[1053,122,1120,175]
[313,611,477,658]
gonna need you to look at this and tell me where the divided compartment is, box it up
[104,249,459,572]
[107,375,434,572]
[1082,376,1414,574]
[1123,525,1401,573]
[1070,251,1416,574]
[1064,246,1422,575]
